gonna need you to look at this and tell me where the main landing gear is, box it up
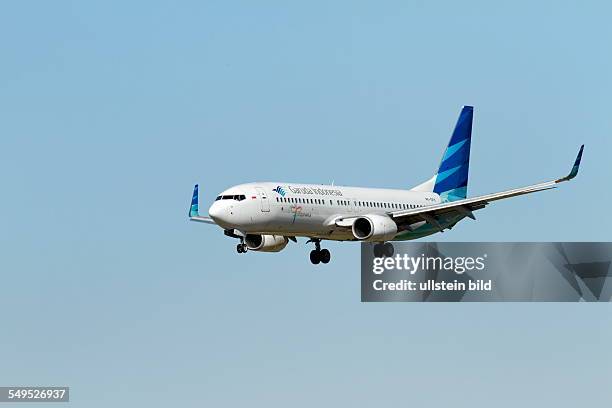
[307,239,331,265]
[373,242,394,258]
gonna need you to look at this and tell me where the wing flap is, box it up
[391,181,556,224]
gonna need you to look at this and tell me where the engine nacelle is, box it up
[245,234,289,252]
[352,214,398,242]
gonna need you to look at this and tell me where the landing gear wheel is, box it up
[236,243,247,253]
[320,249,331,264]
[310,250,321,264]
[384,242,394,257]
[374,243,394,257]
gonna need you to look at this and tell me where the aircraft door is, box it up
[255,187,270,212]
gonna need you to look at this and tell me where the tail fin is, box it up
[432,106,473,202]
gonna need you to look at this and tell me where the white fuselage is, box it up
[208,182,441,241]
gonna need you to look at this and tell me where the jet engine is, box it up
[245,234,289,252]
[352,214,398,242]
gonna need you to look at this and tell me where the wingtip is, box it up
[189,184,200,217]
[572,144,584,173]
[556,145,584,183]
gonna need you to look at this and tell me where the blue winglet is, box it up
[189,184,199,217]
[556,145,584,183]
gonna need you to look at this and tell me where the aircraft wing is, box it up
[190,215,216,224]
[389,145,584,231]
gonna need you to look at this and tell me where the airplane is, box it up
[188,106,584,264]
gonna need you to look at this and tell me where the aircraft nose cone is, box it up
[209,202,221,219]
[209,202,230,226]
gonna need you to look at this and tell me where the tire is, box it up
[373,244,384,258]
[384,242,394,257]
[320,249,331,264]
[236,244,243,253]
[310,250,321,264]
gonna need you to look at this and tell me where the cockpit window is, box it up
[217,194,246,201]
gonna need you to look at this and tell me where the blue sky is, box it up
[1,1,611,406]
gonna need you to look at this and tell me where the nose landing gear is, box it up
[307,238,331,265]
[236,242,248,253]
